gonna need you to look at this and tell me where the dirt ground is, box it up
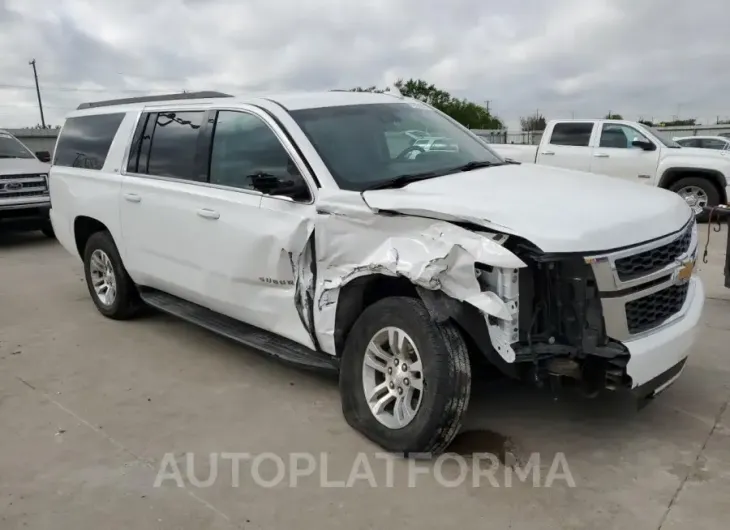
[1,225,729,530]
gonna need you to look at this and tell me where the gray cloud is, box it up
[1,0,728,129]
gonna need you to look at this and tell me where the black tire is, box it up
[339,297,471,455]
[41,223,55,239]
[83,231,140,320]
[669,176,721,222]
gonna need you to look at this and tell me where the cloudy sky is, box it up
[1,0,728,129]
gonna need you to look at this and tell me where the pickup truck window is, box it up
[702,139,728,150]
[53,113,125,169]
[599,124,650,149]
[0,132,35,159]
[549,122,593,147]
[209,111,310,201]
[290,103,503,191]
[146,111,205,180]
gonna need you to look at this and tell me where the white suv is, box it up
[50,91,704,454]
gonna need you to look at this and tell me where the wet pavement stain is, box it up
[447,430,524,465]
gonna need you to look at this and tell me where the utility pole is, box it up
[28,59,46,128]
[484,100,491,113]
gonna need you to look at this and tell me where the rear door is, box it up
[589,123,661,185]
[538,122,595,171]
[119,109,215,303]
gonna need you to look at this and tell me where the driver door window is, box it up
[210,111,311,202]
[599,124,650,149]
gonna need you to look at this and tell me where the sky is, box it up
[1,0,729,130]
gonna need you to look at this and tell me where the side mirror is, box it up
[631,140,656,151]
[250,172,310,201]
[35,150,51,162]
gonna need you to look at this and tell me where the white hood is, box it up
[670,146,730,160]
[0,157,50,175]
[362,164,692,253]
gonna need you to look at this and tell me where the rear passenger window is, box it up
[145,111,205,180]
[53,113,125,170]
[549,123,594,147]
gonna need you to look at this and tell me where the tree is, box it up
[346,78,503,129]
[520,114,547,132]
[393,78,503,129]
[605,112,623,120]
[638,119,655,127]
[348,86,390,93]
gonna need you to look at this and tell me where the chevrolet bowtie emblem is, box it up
[677,260,695,282]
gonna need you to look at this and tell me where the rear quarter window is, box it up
[53,113,126,170]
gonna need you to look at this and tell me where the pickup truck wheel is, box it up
[339,296,471,455]
[83,231,140,320]
[670,177,720,221]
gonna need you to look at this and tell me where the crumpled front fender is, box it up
[305,192,527,362]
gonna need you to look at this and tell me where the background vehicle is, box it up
[0,129,54,237]
[491,119,730,219]
[50,92,704,455]
[674,135,730,151]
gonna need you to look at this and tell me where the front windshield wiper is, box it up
[362,172,442,191]
[452,160,503,172]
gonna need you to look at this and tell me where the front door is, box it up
[194,108,318,349]
[590,123,661,185]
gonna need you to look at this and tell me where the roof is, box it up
[69,90,407,117]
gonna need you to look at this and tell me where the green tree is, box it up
[605,112,623,120]
[348,86,390,93]
[520,114,547,131]
[393,78,503,129]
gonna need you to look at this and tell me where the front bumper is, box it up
[623,276,704,389]
[0,200,50,221]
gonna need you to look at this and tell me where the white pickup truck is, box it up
[491,119,730,218]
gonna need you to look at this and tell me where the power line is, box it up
[0,83,156,94]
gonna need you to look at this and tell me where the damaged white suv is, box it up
[50,91,705,454]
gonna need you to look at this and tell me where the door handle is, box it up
[123,193,141,203]
[594,153,609,158]
[196,208,220,220]
[541,151,555,155]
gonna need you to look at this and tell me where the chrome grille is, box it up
[586,217,698,341]
[0,173,48,199]
[615,225,693,280]
[625,283,689,334]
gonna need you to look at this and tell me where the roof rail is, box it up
[76,91,233,110]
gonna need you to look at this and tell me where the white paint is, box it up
[490,119,730,194]
[49,92,704,391]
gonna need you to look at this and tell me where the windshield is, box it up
[0,132,35,159]
[290,102,504,191]
[645,127,681,148]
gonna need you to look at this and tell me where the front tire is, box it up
[83,231,140,320]
[670,176,721,221]
[41,223,55,239]
[339,297,471,455]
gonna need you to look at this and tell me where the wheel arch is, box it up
[74,216,110,258]
[332,273,520,378]
[658,167,727,203]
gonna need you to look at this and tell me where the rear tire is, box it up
[83,231,140,320]
[669,176,721,222]
[339,297,471,455]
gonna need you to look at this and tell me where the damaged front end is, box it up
[502,240,632,395]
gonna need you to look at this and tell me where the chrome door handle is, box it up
[541,151,555,155]
[594,153,609,158]
[197,208,220,220]
[123,193,141,203]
